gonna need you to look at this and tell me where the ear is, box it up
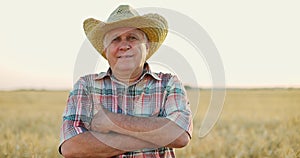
[145,42,150,51]
[103,48,108,58]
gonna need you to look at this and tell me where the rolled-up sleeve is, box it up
[164,75,193,138]
[59,77,93,149]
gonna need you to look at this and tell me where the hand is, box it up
[91,106,115,133]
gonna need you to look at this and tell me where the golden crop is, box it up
[0,89,299,158]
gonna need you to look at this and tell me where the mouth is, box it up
[117,55,134,58]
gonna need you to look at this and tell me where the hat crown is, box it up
[107,5,140,23]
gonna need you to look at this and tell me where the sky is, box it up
[0,0,299,90]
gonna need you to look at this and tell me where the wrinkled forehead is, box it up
[104,27,147,42]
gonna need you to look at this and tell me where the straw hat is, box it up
[83,5,168,60]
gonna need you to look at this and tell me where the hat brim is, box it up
[83,13,168,60]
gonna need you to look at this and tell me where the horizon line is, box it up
[1,84,300,91]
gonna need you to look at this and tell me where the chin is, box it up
[116,65,136,72]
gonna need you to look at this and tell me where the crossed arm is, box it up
[60,107,190,158]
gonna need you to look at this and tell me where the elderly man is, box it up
[59,5,193,158]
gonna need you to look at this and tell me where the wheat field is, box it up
[0,89,299,158]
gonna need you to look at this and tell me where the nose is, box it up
[119,40,131,51]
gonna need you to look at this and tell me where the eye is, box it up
[128,35,138,41]
[111,36,121,43]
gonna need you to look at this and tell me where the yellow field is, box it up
[0,89,299,158]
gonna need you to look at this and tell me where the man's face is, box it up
[104,27,149,75]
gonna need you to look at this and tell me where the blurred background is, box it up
[1,0,300,90]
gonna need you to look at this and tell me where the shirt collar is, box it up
[94,63,161,81]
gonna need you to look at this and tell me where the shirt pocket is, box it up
[133,92,160,117]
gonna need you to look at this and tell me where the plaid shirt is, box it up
[60,63,193,157]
